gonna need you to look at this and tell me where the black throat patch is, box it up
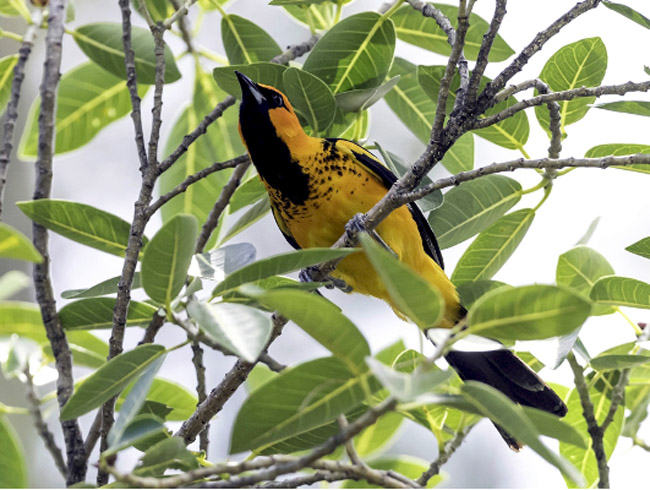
[239,106,310,205]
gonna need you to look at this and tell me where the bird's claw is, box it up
[299,266,353,293]
[345,213,396,256]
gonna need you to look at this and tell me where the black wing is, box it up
[329,138,445,270]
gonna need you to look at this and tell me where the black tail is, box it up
[444,348,568,450]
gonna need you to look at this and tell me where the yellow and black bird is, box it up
[235,71,567,449]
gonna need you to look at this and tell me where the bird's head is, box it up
[235,71,306,150]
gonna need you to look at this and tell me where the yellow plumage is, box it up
[241,82,460,327]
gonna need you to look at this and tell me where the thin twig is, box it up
[164,0,199,29]
[0,10,41,219]
[400,154,650,204]
[466,0,507,103]
[472,79,650,130]
[83,411,103,459]
[254,471,351,488]
[145,24,167,171]
[175,314,287,445]
[431,1,470,140]
[417,424,474,486]
[476,0,602,113]
[600,369,629,434]
[190,339,209,453]
[33,1,88,485]
[146,155,249,218]
[118,0,148,171]
[494,79,562,158]
[195,159,252,253]
[139,310,166,344]
[567,352,609,488]
[24,368,67,478]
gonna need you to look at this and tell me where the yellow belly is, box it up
[273,168,460,328]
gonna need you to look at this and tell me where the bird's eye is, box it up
[272,93,284,107]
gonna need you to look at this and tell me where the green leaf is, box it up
[0,222,42,263]
[19,62,149,158]
[44,332,109,369]
[451,209,535,285]
[0,416,27,488]
[556,246,615,315]
[218,196,271,245]
[302,12,396,94]
[384,58,436,144]
[213,62,288,99]
[335,76,400,113]
[626,236,650,259]
[428,175,522,249]
[375,143,443,213]
[187,300,272,363]
[585,143,650,174]
[467,284,591,341]
[536,38,607,135]
[462,382,583,485]
[456,279,510,309]
[245,287,370,373]
[343,456,442,488]
[560,372,623,488]
[132,0,175,22]
[229,175,267,213]
[594,100,650,117]
[576,216,600,245]
[603,1,650,29]
[0,55,18,116]
[230,356,379,454]
[353,411,403,458]
[221,14,282,65]
[360,234,444,329]
[135,437,199,477]
[212,247,356,296]
[141,214,198,305]
[366,357,451,402]
[590,354,650,371]
[60,344,166,420]
[106,414,167,456]
[72,23,181,84]
[189,242,256,281]
[440,132,474,173]
[117,377,198,422]
[281,4,333,31]
[59,298,157,330]
[61,272,143,299]
[523,406,587,448]
[282,67,336,134]
[0,271,30,300]
[391,3,514,62]
[16,199,146,257]
[109,353,164,449]
[418,65,529,150]
[328,107,370,139]
[590,276,650,308]
[160,66,243,246]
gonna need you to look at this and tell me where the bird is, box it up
[234,71,567,449]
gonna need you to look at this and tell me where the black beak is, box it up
[235,71,265,105]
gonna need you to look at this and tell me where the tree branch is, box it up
[466,0,507,103]
[567,353,609,488]
[24,368,67,479]
[476,0,602,113]
[175,314,287,445]
[145,155,249,218]
[195,159,252,253]
[32,0,87,484]
[472,79,650,130]
[400,154,650,204]
[190,339,209,453]
[417,424,473,486]
[118,0,148,171]
[0,11,41,219]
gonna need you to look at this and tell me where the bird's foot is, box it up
[345,213,396,256]
[299,266,353,293]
